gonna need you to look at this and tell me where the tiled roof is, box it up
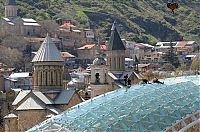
[176,41,188,48]
[61,52,75,58]
[78,44,107,50]
[32,34,64,62]
[60,23,76,28]
[109,22,126,50]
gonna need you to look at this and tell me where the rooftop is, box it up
[28,75,200,131]
[78,44,107,50]
[109,22,126,51]
[32,35,64,62]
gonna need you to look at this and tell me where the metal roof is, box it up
[9,72,31,79]
[32,35,64,62]
[33,91,53,105]
[12,90,31,105]
[4,113,17,119]
[54,89,76,104]
[22,18,37,23]
[16,96,45,110]
[109,22,126,51]
[46,107,61,115]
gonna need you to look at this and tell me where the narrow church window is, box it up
[51,71,53,85]
[55,71,58,85]
[110,58,111,67]
[114,57,116,69]
[40,72,42,86]
[119,57,121,69]
[45,71,47,85]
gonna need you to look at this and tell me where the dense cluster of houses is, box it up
[0,0,199,131]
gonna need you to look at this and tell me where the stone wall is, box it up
[60,93,82,111]
[17,110,46,131]
[4,118,18,132]
[90,84,113,98]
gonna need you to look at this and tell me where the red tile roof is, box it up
[60,23,76,28]
[176,41,187,48]
[78,44,107,50]
[77,44,95,50]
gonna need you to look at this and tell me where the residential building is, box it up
[77,44,107,66]
[58,22,95,48]
[0,0,41,37]
[125,41,154,62]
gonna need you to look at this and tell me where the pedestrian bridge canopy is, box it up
[28,76,200,132]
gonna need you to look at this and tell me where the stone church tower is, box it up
[107,21,126,73]
[32,34,64,97]
[90,41,110,98]
[5,0,18,17]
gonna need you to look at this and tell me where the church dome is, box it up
[28,76,200,132]
[92,57,106,65]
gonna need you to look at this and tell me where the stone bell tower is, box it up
[32,34,64,93]
[5,0,18,17]
[89,39,110,98]
[107,21,126,73]
[91,40,108,84]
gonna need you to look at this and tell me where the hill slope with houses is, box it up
[0,0,200,44]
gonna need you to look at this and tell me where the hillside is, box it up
[0,0,200,44]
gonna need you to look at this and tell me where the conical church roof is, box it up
[109,22,126,51]
[32,35,64,62]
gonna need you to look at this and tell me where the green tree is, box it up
[162,42,180,67]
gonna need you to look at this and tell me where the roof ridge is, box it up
[32,35,64,62]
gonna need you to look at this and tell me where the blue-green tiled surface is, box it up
[28,75,200,132]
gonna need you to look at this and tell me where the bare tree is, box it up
[190,58,200,74]
[39,20,59,37]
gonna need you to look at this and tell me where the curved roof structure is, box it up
[32,35,64,62]
[28,76,200,132]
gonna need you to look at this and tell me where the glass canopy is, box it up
[28,75,200,132]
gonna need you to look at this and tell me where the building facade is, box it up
[3,35,82,132]
[0,0,41,37]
